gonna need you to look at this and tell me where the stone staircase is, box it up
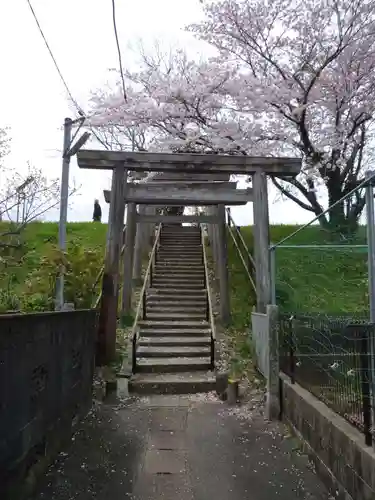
[129,224,216,394]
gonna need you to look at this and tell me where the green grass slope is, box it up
[0,221,368,321]
[0,222,108,311]
[227,224,368,331]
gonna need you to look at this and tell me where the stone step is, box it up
[146,299,207,306]
[146,300,206,307]
[157,254,202,259]
[159,239,201,243]
[157,257,203,262]
[136,357,211,373]
[158,245,202,249]
[154,265,204,272]
[129,372,216,395]
[148,288,207,296]
[152,276,204,282]
[150,282,205,290]
[159,241,201,244]
[160,235,201,239]
[145,312,207,321]
[156,257,203,262]
[152,275,205,288]
[159,240,201,245]
[156,252,203,260]
[154,272,204,276]
[146,307,208,317]
[147,290,206,298]
[139,320,210,331]
[153,272,204,279]
[136,345,210,358]
[146,300,207,307]
[138,336,211,347]
[157,256,202,261]
[157,253,202,258]
[161,229,200,232]
[153,271,204,277]
[159,245,201,249]
[146,304,207,311]
[158,247,201,251]
[161,229,200,233]
[139,328,211,337]
[146,297,207,305]
[161,230,200,233]
[155,261,204,266]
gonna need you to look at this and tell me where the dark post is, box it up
[359,325,372,446]
[289,318,296,384]
[142,291,146,320]
[227,207,231,227]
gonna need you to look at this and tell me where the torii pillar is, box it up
[132,204,147,285]
[121,202,137,316]
[97,167,127,364]
[252,171,271,313]
[217,204,230,325]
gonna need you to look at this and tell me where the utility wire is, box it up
[26,0,127,138]
[111,0,127,102]
[26,0,84,116]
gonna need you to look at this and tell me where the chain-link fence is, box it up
[279,313,374,445]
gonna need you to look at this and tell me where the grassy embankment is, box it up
[0,221,108,311]
[226,224,368,378]
[1,221,366,317]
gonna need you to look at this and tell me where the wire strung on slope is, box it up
[111,0,127,102]
[26,0,84,116]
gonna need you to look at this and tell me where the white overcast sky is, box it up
[0,0,315,226]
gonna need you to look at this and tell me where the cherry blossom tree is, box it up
[189,0,375,233]
[0,127,10,166]
[89,0,375,233]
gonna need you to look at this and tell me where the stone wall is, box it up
[281,375,375,500]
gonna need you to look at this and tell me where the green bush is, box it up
[0,222,107,312]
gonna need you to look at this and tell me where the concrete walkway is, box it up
[35,393,331,500]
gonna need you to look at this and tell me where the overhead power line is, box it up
[26,0,128,133]
[26,0,84,115]
[111,0,127,102]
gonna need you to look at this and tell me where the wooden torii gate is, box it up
[77,150,301,364]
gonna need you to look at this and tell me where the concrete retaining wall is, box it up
[281,374,375,500]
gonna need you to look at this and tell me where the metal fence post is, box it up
[289,317,296,384]
[366,171,375,322]
[265,305,280,420]
[365,170,375,445]
[270,245,276,305]
[359,325,372,446]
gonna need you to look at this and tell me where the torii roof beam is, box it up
[103,184,253,206]
[78,150,301,176]
[141,172,231,182]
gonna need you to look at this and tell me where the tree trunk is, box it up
[317,174,360,236]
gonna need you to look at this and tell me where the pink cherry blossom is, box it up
[88,0,375,232]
